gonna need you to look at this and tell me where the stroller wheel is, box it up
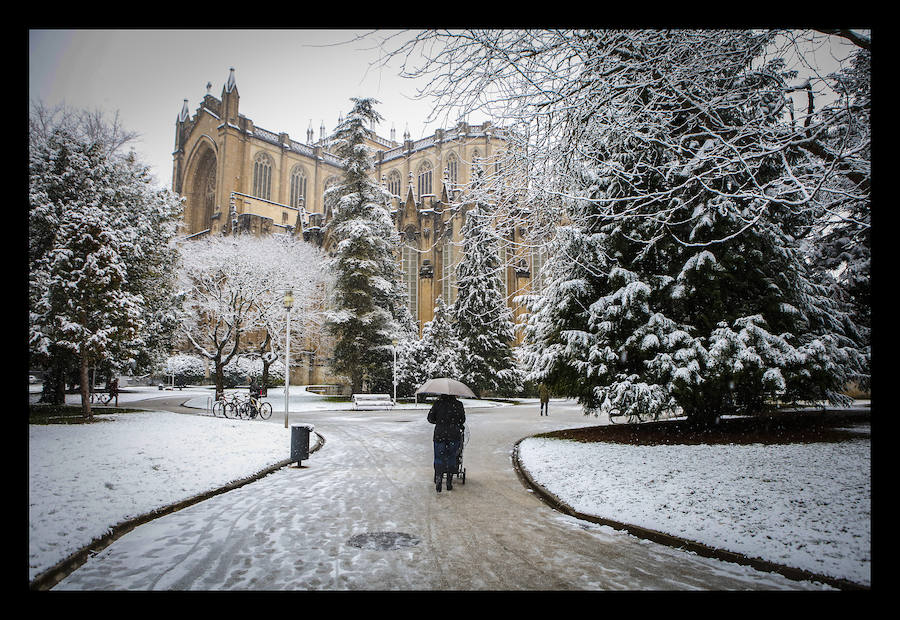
[460,468,466,484]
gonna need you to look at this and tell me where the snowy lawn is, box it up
[28,385,499,582]
[518,426,870,587]
[28,411,293,581]
[29,390,870,588]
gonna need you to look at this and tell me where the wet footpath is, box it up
[54,401,831,591]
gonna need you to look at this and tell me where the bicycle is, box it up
[239,395,272,420]
[90,391,114,405]
[213,393,241,418]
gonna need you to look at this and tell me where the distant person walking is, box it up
[427,394,466,492]
[539,383,550,416]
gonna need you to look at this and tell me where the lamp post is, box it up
[392,338,398,404]
[283,289,294,428]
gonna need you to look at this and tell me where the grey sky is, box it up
[28,29,866,191]
[29,29,466,189]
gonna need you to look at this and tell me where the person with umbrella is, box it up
[419,378,471,493]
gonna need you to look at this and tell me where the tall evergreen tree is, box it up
[454,171,522,396]
[422,296,463,381]
[29,117,182,418]
[804,44,871,393]
[521,31,864,424]
[324,98,404,393]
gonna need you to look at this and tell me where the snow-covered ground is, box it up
[29,384,498,412]
[28,385,870,587]
[27,385,495,581]
[28,410,291,581]
[517,424,871,587]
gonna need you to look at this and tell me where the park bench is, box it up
[352,393,394,411]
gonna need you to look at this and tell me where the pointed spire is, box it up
[390,125,396,142]
[178,99,190,123]
[320,121,325,141]
[403,124,410,141]
[224,67,237,93]
[307,121,314,144]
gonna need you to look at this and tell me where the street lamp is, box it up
[392,338,398,404]
[283,289,294,428]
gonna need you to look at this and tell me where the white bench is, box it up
[352,394,394,411]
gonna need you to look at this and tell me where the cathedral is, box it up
[173,68,545,387]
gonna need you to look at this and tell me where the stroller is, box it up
[449,424,470,485]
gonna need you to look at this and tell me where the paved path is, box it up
[54,399,829,590]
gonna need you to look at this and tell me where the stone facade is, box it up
[173,69,545,387]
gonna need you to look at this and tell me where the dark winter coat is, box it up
[539,383,550,404]
[427,395,466,441]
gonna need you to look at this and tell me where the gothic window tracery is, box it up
[401,233,419,319]
[203,160,216,218]
[417,160,433,199]
[441,234,456,304]
[446,153,459,188]
[253,152,273,200]
[387,170,402,196]
[323,176,339,218]
[532,246,548,293]
[290,166,307,209]
[188,147,217,234]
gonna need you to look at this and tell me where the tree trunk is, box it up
[214,357,225,400]
[260,333,272,396]
[80,351,92,421]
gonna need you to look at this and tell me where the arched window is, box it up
[387,170,402,196]
[532,246,548,293]
[401,235,419,320]
[441,235,456,304]
[201,153,217,229]
[289,166,307,209]
[253,152,273,200]
[470,150,484,182]
[499,242,509,300]
[323,176,339,218]
[417,160,433,199]
[446,153,459,188]
[188,147,217,234]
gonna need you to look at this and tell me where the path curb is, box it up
[510,437,868,591]
[29,432,325,591]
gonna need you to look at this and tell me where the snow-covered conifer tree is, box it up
[390,288,427,397]
[803,42,871,393]
[519,30,865,423]
[324,98,404,393]
[454,170,522,396]
[421,296,463,381]
[29,106,182,416]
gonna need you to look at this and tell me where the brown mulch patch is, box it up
[539,409,871,446]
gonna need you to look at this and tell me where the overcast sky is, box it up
[29,29,865,192]
[29,29,473,189]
